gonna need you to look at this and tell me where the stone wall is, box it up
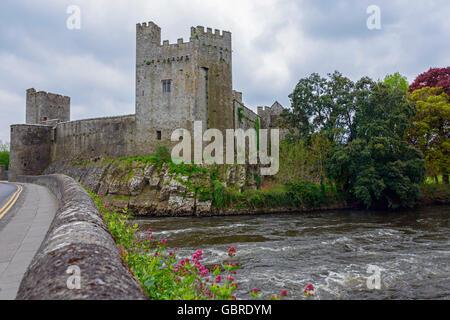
[26,88,70,125]
[257,101,285,129]
[9,124,54,181]
[53,115,137,162]
[15,174,146,300]
[135,22,234,156]
[234,99,260,131]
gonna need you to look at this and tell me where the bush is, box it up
[287,181,327,207]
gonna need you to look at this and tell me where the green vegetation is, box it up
[382,72,409,92]
[0,141,9,170]
[212,181,340,210]
[280,69,448,209]
[89,189,246,300]
[420,183,450,204]
[237,106,244,123]
[254,117,260,150]
[407,87,449,184]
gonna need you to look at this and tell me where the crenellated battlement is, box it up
[26,88,70,125]
[190,26,231,39]
[27,88,70,102]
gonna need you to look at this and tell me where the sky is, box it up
[0,0,449,143]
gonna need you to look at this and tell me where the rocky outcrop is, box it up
[44,160,261,217]
[15,174,146,300]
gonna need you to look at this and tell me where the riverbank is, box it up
[44,152,449,217]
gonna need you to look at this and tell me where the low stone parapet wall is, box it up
[15,174,146,300]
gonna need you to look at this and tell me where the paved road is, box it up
[0,182,57,300]
[0,183,18,213]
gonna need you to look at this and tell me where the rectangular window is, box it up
[157,131,162,140]
[162,80,171,93]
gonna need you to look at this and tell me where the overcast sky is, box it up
[1,0,449,143]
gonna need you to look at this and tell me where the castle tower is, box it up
[135,22,234,155]
[26,88,70,125]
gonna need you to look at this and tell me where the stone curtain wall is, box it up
[9,124,54,181]
[15,174,146,300]
[53,115,137,162]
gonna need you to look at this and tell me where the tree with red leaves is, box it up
[409,67,450,97]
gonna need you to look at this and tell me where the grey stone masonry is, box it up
[15,174,146,300]
[26,88,70,125]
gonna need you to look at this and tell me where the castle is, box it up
[9,22,284,181]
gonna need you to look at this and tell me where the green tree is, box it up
[285,71,374,145]
[407,87,450,183]
[382,72,409,92]
[0,141,10,170]
[328,83,425,208]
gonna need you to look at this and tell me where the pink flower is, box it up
[201,269,209,276]
[228,246,237,257]
[215,275,222,283]
[147,228,152,234]
[304,283,315,297]
[251,288,259,294]
[160,238,167,244]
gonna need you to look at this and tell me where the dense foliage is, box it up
[406,87,449,183]
[283,72,427,208]
[408,67,450,97]
[383,72,409,92]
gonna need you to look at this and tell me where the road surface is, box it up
[0,182,57,300]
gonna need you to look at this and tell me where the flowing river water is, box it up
[136,205,449,300]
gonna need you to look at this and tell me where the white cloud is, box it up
[0,0,449,142]
[0,90,24,142]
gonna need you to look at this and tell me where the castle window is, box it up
[157,131,162,140]
[162,80,171,93]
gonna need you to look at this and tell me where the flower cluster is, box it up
[304,283,315,297]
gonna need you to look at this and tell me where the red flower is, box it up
[304,283,315,297]
[280,289,288,297]
[228,246,237,257]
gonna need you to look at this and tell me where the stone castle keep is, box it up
[9,21,284,181]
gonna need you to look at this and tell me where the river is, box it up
[136,205,449,300]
